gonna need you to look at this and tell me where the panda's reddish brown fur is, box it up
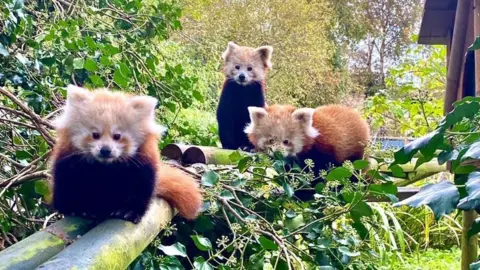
[245,104,370,171]
[50,86,202,223]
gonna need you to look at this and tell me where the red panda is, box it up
[244,104,370,177]
[216,41,273,151]
[50,85,202,223]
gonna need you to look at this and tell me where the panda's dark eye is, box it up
[113,134,121,141]
[235,65,240,70]
[92,132,100,140]
[247,66,253,71]
[283,140,290,145]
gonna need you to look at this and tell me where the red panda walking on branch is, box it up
[244,104,370,200]
[216,42,273,151]
[50,85,202,223]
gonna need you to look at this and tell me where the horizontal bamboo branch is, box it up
[0,217,94,270]
[37,199,173,269]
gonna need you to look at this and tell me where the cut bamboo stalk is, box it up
[161,143,190,161]
[182,146,250,165]
[0,217,94,270]
[36,199,173,270]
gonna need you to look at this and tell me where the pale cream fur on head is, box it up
[54,85,165,159]
[244,105,319,156]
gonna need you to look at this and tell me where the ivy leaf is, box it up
[237,156,252,173]
[338,246,360,257]
[393,181,459,219]
[353,160,369,170]
[219,190,234,200]
[258,235,278,251]
[201,171,219,187]
[471,260,480,270]
[34,180,50,196]
[285,214,305,231]
[462,141,480,161]
[469,35,480,51]
[73,58,84,69]
[157,242,187,257]
[228,151,242,162]
[285,209,296,218]
[193,257,213,270]
[282,181,294,198]
[349,201,373,222]
[84,58,98,71]
[193,90,204,102]
[457,172,480,211]
[389,164,406,177]
[0,44,8,57]
[468,218,480,240]
[113,68,128,87]
[326,167,352,181]
[89,75,104,87]
[438,149,458,165]
[191,235,212,251]
[393,130,443,165]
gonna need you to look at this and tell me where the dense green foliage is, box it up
[0,0,464,269]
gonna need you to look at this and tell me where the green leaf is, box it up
[463,141,480,160]
[13,0,24,10]
[84,36,96,49]
[228,151,242,162]
[258,235,278,251]
[338,246,360,257]
[393,130,443,165]
[285,209,296,218]
[99,56,111,66]
[471,260,480,270]
[201,171,219,187]
[0,44,8,57]
[193,90,204,102]
[457,172,480,211]
[157,242,187,257]
[389,164,406,177]
[393,181,459,219]
[315,183,325,193]
[326,167,352,181]
[34,180,50,196]
[73,58,84,69]
[191,235,212,251]
[237,156,252,173]
[194,257,213,270]
[469,35,480,51]
[353,160,369,170]
[468,218,480,240]
[40,57,56,66]
[350,201,373,222]
[84,58,98,72]
[89,75,104,87]
[285,214,305,231]
[219,190,234,200]
[282,181,294,198]
[119,62,132,77]
[113,69,128,88]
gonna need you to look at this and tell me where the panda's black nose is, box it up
[100,147,112,158]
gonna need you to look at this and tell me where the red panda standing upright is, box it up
[216,42,273,151]
[244,104,370,200]
[50,85,202,223]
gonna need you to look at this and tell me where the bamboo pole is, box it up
[0,217,94,270]
[182,146,251,165]
[161,143,190,161]
[36,199,173,270]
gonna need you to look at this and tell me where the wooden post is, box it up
[474,0,480,95]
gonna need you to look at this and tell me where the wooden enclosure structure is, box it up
[419,0,478,269]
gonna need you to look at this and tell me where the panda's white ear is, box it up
[244,106,267,134]
[222,41,240,60]
[292,108,319,138]
[66,85,92,106]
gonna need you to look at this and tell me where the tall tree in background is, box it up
[331,0,423,96]
[177,0,358,107]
